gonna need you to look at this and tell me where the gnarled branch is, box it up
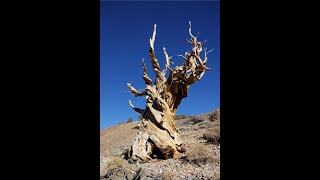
[188,21,199,40]
[149,24,160,71]
[127,82,146,97]
[163,47,173,73]
[142,58,152,86]
[128,100,144,114]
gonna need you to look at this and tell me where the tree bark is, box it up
[127,22,213,162]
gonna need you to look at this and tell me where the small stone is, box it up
[187,169,193,174]
[195,168,201,172]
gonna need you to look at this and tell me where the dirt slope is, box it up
[100,109,220,180]
[100,122,138,156]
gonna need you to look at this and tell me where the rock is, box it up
[186,169,193,174]
[133,167,147,180]
[128,158,135,164]
[126,163,138,170]
[104,167,131,180]
[146,168,154,175]
[177,167,183,171]
[126,172,134,180]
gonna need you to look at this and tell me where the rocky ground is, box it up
[100,109,220,180]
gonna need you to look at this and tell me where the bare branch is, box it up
[188,21,196,39]
[203,48,214,64]
[149,24,160,71]
[186,73,197,85]
[186,39,193,44]
[128,100,144,114]
[196,71,206,80]
[207,48,214,55]
[178,54,187,60]
[200,39,208,47]
[145,86,157,101]
[154,69,166,82]
[186,56,197,74]
[142,58,152,85]
[127,82,146,97]
[150,24,157,50]
[194,54,206,70]
[163,47,173,72]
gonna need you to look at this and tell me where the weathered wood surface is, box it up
[127,22,213,162]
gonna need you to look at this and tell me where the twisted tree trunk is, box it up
[127,22,213,162]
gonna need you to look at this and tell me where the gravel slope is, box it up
[100,109,220,180]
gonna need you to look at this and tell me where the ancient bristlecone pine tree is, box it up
[127,22,213,162]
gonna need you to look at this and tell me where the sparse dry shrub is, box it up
[203,131,214,140]
[186,144,211,164]
[174,114,187,120]
[211,119,220,127]
[160,170,176,180]
[100,157,128,179]
[209,109,220,122]
[179,118,193,126]
[204,126,220,144]
[198,121,210,128]
[179,126,191,131]
[190,116,204,124]
[127,117,133,123]
[203,131,219,144]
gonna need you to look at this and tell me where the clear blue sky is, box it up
[100,1,220,130]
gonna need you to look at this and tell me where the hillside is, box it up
[100,109,220,180]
